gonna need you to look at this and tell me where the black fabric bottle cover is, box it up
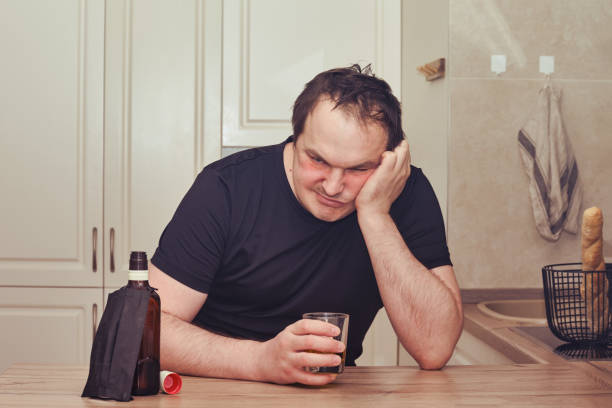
[81,287,152,401]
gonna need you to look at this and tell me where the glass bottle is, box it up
[128,251,161,395]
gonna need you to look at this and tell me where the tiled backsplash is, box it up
[448,0,612,288]
[450,0,612,80]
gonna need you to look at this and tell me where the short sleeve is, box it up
[391,167,452,269]
[151,168,230,293]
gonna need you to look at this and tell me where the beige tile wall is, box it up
[448,0,612,288]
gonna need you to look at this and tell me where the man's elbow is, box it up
[417,350,453,370]
[418,310,464,370]
[412,331,461,370]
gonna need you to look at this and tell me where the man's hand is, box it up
[254,319,345,385]
[355,139,411,217]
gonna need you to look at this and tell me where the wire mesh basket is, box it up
[542,263,611,357]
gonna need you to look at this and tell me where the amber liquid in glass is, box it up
[316,351,346,373]
[306,350,346,373]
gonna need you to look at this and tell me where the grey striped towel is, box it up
[518,85,582,241]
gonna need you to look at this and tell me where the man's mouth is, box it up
[316,192,345,208]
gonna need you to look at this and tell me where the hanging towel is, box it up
[518,85,583,241]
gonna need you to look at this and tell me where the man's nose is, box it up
[322,168,344,197]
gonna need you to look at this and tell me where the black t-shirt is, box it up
[152,137,451,365]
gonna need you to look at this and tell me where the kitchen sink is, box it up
[476,299,547,325]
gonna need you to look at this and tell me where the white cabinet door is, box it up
[0,287,103,374]
[103,0,222,287]
[0,0,104,287]
[222,0,401,147]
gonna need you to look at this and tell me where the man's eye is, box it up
[311,156,325,164]
[349,167,369,172]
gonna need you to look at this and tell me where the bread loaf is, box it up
[580,207,610,334]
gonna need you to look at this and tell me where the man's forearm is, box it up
[160,311,263,380]
[357,212,463,369]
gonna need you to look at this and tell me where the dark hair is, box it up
[291,64,404,150]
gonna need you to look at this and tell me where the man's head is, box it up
[286,65,404,222]
[291,64,403,150]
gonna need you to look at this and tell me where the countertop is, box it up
[1,363,612,407]
[463,303,573,364]
[2,303,610,407]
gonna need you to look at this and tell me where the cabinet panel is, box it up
[222,0,401,146]
[0,0,104,286]
[104,0,222,287]
[355,308,398,366]
[0,287,102,373]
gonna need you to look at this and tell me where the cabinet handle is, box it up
[110,228,115,273]
[92,227,98,272]
[92,303,98,338]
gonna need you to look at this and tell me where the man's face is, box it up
[288,98,388,222]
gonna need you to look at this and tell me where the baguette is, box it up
[580,207,610,335]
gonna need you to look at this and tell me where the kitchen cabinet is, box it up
[0,0,403,368]
[0,0,220,370]
[220,0,401,147]
[0,0,104,288]
[0,287,103,373]
[0,0,104,371]
[0,0,221,284]
[102,0,221,287]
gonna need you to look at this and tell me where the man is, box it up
[150,64,463,386]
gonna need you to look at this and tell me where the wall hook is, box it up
[539,56,555,76]
[491,54,506,76]
[417,58,445,81]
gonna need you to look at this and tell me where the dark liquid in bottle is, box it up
[130,281,161,395]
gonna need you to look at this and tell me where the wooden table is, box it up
[1,363,611,407]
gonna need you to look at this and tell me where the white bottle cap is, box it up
[160,370,182,394]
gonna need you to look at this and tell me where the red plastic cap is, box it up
[160,371,182,394]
